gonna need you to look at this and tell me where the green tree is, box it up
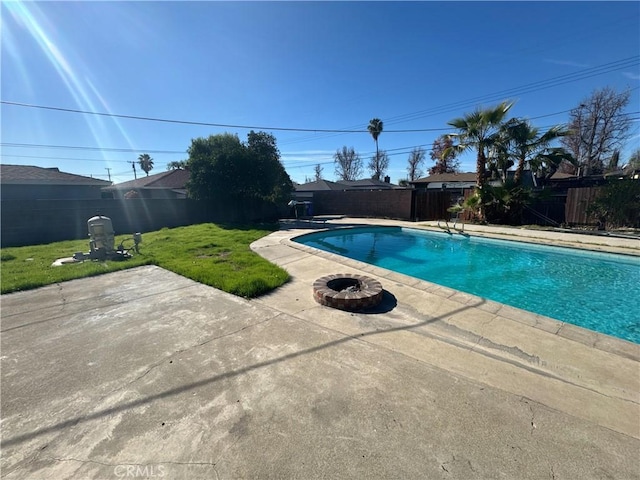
[167,160,187,170]
[627,149,640,170]
[246,131,293,204]
[137,153,154,176]
[186,133,247,201]
[186,132,292,204]
[500,119,568,184]
[487,142,514,183]
[368,118,383,163]
[606,150,621,172]
[459,181,531,225]
[447,102,514,220]
[587,179,640,229]
[447,101,514,189]
[529,147,577,185]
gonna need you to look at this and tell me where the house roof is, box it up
[104,169,190,190]
[0,165,111,186]
[296,178,404,192]
[411,172,477,184]
[549,172,577,180]
[411,171,578,186]
[295,179,344,192]
[336,179,402,189]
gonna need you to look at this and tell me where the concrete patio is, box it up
[1,219,639,479]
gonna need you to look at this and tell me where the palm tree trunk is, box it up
[514,155,525,184]
[476,151,486,221]
[476,151,486,188]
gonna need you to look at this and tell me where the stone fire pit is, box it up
[313,273,383,311]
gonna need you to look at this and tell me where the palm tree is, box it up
[368,118,383,166]
[138,153,154,176]
[501,119,567,184]
[447,102,514,189]
[529,147,576,185]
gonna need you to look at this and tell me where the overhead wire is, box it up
[2,56,637,138]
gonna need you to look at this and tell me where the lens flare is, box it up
[3,2,136,171]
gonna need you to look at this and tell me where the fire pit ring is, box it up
[313,273,383,311]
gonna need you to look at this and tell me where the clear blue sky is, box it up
[2,1,639,185]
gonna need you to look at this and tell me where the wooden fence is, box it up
[313,190,413,220]
[413,190,455,221]
[565,187,601,226]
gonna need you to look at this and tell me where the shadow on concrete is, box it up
[1,299,484,449]
[359,290,397,314]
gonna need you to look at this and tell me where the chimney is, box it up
[384,175,390,183]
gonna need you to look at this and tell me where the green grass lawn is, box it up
[0,223,289,297]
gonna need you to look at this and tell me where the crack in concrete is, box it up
[469,316,497,353]
[48,456,116,467]
[440,454,456,474]
[2,447,46,476]
[47,455,220,469]
[523,399,537,435]
[56,283,67,311]
[211,433,244,476]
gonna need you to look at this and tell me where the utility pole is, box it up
[105,168,112,182]
[131,161,137,180]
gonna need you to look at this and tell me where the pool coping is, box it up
[271,218,639,361]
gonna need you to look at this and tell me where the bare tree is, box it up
[368,151,389,180]
[313,163,323,181]
[334,146,363,181]
[561,87,632,176]
[406,147,426,181]
[429,135,460,175]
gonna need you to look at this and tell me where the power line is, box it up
[382,56,640,126]
[3,56,637,137]
[0,142,185,154]
[0,154,137,163]
[0,99,453,134]
[0,101,369,133]
[270,59,640,146]
[284,57,640,145]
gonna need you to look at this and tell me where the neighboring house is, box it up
[294,177,403,201]
[293,179,345,201]
[604,164,640,181]
[410,171,580,193]
[410,172,477,194]
[102,169,190,199]
[0,164,112,200]
[336,177,404,190]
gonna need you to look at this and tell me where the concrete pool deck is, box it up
[1,218,639,479]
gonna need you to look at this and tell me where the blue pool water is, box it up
[295,226,640,343]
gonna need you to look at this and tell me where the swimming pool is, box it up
[295,226,640,344]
